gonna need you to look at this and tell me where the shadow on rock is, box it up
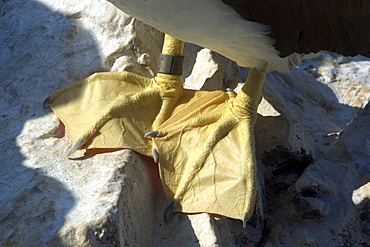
[0,0,101,245]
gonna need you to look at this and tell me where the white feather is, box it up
[108,0,303,71]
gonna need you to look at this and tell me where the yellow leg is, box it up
[152,35,185,129]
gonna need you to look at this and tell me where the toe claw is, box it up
[144,131,160,138]
[226,88,236,98]
[242,212,249,228]
[164,199,175,223]
[153,148,159,163]
[68,138,85,157]
[43,96,51,109]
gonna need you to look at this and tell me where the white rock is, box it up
[353,182,370,206]
[1,0,369,246]
[184,48,240,91]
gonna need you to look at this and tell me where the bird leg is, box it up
[45,34,185,157]
[152,35,184,129]
[46,33,266,227]
[147,67,266,226]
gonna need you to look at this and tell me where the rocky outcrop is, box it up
[1,0,369,246]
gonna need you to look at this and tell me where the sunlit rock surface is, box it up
[1,0,369,246]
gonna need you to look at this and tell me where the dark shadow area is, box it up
[211,56,369,246]
[252,56,370,246]
[0,0,99,244]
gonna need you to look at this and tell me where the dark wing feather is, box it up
[222,0,370,57]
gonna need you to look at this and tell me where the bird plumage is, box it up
[108,0,369,71]
[222,0,370,58]
[108,0,303,71]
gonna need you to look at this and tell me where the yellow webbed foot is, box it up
[45,35,184,157]
[146,68,266,225]
[46,71,163,157]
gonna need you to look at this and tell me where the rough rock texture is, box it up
[1,0,369,246]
